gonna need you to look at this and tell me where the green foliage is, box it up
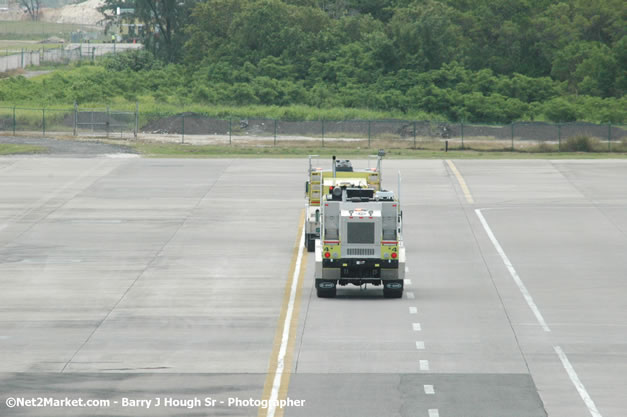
[103,50,161,72]
[99,0,197,61]
[562,136,602,152]
[1,0,625,123]
[543,98,580,122]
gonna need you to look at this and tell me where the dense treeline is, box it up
[181,0,626,122]
[4,0,627,122]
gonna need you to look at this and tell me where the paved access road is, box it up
[0,155,625,417]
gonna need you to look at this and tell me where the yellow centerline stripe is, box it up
[446,160,474,204]
[258,210,307,417]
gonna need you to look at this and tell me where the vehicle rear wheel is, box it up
[383,280,404,298]
[306,234,315,252]
[383,288,403,298]
[316,280,336,298]
[317,287,337,298]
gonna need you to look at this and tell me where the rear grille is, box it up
[346,248,375,256]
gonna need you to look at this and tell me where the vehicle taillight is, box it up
[391,252,397,259]
[325,252,331,258]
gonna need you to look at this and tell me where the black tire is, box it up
[317,287,336,298]
[383,288,403,298]
[306,234,315,252]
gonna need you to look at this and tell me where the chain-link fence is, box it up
[137,115,626,152]
[0,105,137,139]
[1,106,626,152]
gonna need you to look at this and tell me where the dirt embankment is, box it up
[40,0,105,25]
[0,0,105,25]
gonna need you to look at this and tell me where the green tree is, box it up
[99,0,198,62]
[551,42,618,97]
[388,1,464,71]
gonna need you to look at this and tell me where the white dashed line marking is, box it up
[428,409,440,417]
[424,385,435,395]
[409,307,417,314]
[404,278,411,285]
[412,323,422,331]
[475,209,551,332]
[419,360,430,371]
[415,341,425,350]
[554,346,603,417]
[406,291,415,299]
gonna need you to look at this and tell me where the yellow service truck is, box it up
[304,154,383,252]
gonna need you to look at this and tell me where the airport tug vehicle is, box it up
[309,153,406,298]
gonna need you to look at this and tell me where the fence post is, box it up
[182,113,185,144]
[134,101,138,139]
[106,105,110,138]
[608,123,611,152]
[413,121,416,149]
[73,101,77,136]
[229,118,232,145]
[42,108,46,136]
[91,47,95,63]
[321,119,325,147]
[511,122,514,151]
[557,123,561,152]
[12,106,16,136]
[21,49,23,68]
[274,119,277,146]
[460,120,464,151]
[367,120,371,148]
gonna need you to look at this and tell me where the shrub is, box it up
[527,142,558,153]
[543,98,580,122]
[562,136,601,152]
[103,50,160,72]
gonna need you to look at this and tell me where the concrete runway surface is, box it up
[0,155,626,417]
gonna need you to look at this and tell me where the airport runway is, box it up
[0,155,626,417]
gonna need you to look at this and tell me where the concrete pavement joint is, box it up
[452,181,537,381]
[554,346,603,417]
[551,161,627,240]
[475,208,551,332]
[0,159,111,248]
[60,160,234,372]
